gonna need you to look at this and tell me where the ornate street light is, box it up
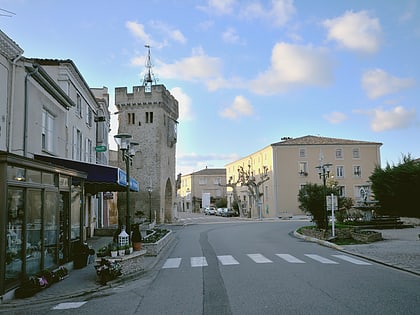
[114,133,138,238]
[147,185,152,223]
[315,152,332,230]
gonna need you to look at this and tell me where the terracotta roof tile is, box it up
[272,135,382,146]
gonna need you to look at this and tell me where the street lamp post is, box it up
[147,186,152,223]
[315,154,332,230]
[114,133,138,238]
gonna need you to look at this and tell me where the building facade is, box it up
[225,135,382,218]
[178,167,227,212]
[114,83,179,224]
[0,30,134,300]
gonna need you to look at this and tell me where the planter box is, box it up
[143,230,173,256]
[351,230,382,243]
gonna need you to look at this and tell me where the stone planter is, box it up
[351,230,382,243]
[143,230,173,256]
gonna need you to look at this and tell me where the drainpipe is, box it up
[7,54,23,152]
[24,65,38,157]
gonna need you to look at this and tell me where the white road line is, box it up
[304,254,338,264]
[332,255,372,265]
[218,255,240,265]
[276,254,306,263]
[162,258,182,269]
[191,256,208,267]
[247,254,273,263]
[52,302,87,310]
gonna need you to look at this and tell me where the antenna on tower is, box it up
[143,45,157,86]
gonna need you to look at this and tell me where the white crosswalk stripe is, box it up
[52,302,87,310]
[304,254,338,264]
[247,254,273,263]
[276,254,306,263]
[218,255,240,265]
[332,254,372,265]
[191,256,208,267]
[162,257,182,269]
[161,253,374,269]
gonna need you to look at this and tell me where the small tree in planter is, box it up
[131,223,143,251]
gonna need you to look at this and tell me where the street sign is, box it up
[326,195,338,211]
[95,145,107,152]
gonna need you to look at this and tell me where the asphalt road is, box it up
[15,220,420,315]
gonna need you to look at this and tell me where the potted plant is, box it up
[110,243,118,258]
[124,244,131,255]
[118,245,125,256]
[131,223,143,251]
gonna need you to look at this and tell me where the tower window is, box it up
[146,112,153,123]
[128,113,135,125]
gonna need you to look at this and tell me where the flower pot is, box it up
[133,242,142,251]
[118,249,125,256]
[110,250,118,258]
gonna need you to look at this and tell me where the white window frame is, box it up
[353,165,361,177]
[352,148,360,159]
[336,165,344,178]
[42,109,54,153]
[335,148,343,159]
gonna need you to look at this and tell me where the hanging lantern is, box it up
[118,226,129,248]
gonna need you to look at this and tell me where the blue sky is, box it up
[1,0,419,175]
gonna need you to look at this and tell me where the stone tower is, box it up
[115,46,179,224]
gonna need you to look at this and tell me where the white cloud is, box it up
[220,95,254,120]
[222,27,244,44]
[240,0,295,26]
[356,106,417,132]
[170,87,194,121]
[362,69,416,99]
[198,0,236,15]
[323,11,382,54]
[150,20,187,44]
[126,21,156,46]
[250,42,334,95]
[323,111,348,124]
[156,47,222,81]
[176,151,239,175]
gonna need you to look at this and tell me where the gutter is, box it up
[24,66,39,157]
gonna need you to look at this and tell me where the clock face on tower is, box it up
[145,82,152,93]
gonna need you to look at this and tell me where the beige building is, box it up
[225,135,382,218]
[178,168,227,212]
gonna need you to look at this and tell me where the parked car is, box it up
[204,207,216,215]
[222,208,238,217]
[216,208,226,216]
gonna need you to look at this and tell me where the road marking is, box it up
[304,254,338,264]
[332,255,372,265]
[52,302,87,310]
[218,255,240,265]
[276,254,306,263]
[247,254,273,263]
[191,256,208,267]
[162,258,182,269]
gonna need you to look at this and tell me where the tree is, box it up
[370,155,420,218]
[298,183,346,229]
[298,183,327,229]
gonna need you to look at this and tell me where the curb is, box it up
[293,230,420,277]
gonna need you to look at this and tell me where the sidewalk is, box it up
[1,221,419,309]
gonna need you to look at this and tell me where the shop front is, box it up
[0,152,87,298]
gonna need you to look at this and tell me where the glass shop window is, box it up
[44,191,58,269]
[70,186,81,240]
[5,188,24,287]
[26,190,42,276]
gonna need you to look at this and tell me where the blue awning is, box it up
[34,154,139,194]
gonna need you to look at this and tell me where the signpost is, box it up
[327,194,338,237]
